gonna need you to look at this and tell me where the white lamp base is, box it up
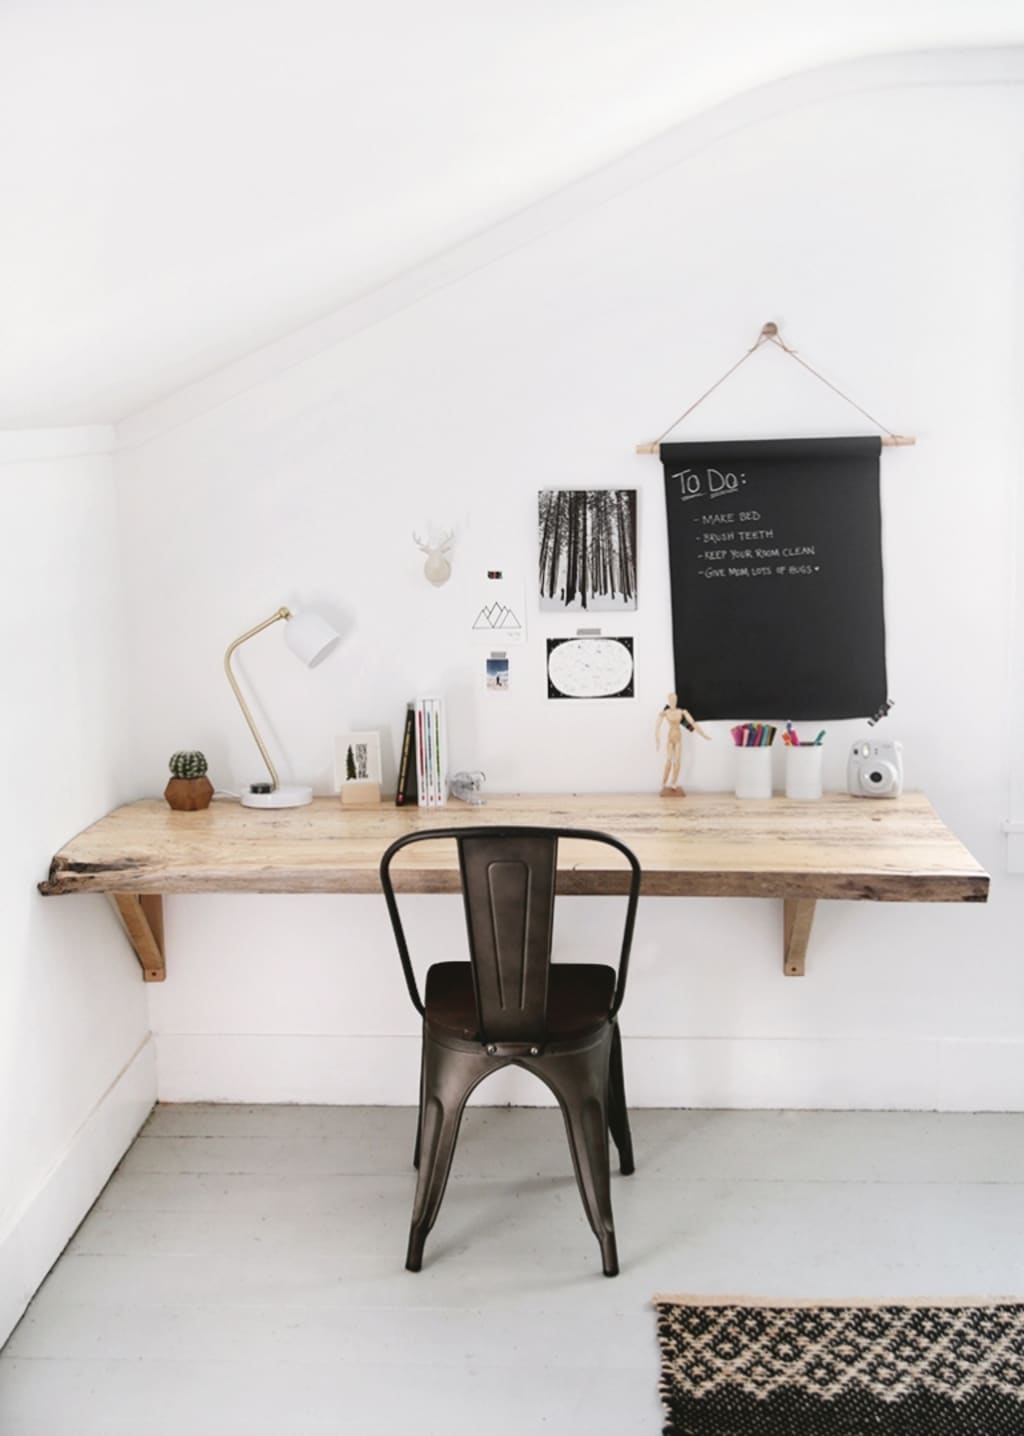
[241,784,314,809]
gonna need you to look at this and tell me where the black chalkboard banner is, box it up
[662,436,887,720]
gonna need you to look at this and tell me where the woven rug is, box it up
[655,1295,1024,1435]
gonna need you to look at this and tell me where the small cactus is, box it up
[169,750,208,780]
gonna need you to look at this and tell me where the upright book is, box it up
[415,700,428,806]
[395,703,417,806]
[412,695,448,807]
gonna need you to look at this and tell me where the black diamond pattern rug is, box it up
[655,1295,1024,1435]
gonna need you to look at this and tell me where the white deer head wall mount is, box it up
[413,529,454,587]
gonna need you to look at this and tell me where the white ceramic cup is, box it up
[734,746,773,799]
[785,744,823,800]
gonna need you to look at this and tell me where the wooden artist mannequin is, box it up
[655,692,710,796]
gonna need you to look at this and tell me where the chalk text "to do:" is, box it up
[674,467,745,502]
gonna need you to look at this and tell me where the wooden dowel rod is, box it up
[636,436,915,455]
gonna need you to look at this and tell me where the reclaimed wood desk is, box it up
[39,792,987,982]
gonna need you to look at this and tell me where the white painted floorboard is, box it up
[3,1107,1024,1434]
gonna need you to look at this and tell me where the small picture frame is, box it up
[547,635,635,699]
[486,655,510,690]
[334,731,382,791]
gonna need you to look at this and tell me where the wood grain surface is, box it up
[40,793,989,903]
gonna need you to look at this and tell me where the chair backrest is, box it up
[379,826,641,1042]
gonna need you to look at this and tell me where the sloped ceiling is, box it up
[3,0,1023,429]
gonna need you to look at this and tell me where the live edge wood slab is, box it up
[39,792,988,982]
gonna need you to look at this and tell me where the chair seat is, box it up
[424,961,616,1042]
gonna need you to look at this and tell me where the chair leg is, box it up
[607,1021,635,1176]
[545,1039,619,1277]
[413,1041,425,1170]
[406,1036,491,1272]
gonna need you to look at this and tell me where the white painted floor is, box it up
[3,1106,1024,1434]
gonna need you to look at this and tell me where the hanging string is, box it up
[651,327,772,446]
[641,323,913,450]
[765,330,900,439]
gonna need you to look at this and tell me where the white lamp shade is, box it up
[285,609,341,668]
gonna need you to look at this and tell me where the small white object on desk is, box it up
[785,745,823,801]
[734,747,772,800]
[450,771,486,805]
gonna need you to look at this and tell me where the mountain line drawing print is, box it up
[538,489,637,611]
[472,602,523,631]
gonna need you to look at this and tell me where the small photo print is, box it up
[333,731,383,789]
[486,656,510,691]
[538,489,637,612]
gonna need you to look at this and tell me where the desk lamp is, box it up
[224,606,340,808]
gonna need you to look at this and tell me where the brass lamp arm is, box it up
[224,607,292,791]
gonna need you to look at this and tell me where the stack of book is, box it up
[395,697,448,807]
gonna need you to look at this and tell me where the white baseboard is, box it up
[154,1033,1024,1111]
[0,1038,156,1348]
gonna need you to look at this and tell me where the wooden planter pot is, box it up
[164,777,214,811]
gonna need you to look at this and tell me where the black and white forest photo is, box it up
[538,488,637,611]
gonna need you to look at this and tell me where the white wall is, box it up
[1006,204,1024,870]
[115,70,1024,1110]
[0,436,154,1345]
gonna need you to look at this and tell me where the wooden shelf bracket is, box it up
[110,894,166,982]
[783,898,816,977]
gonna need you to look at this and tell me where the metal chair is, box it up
[379,826,641,1276]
